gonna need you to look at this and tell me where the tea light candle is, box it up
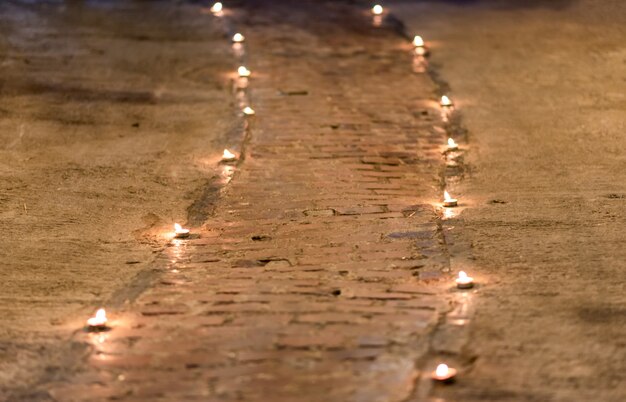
[237,66,251,78]
[440,95,453,107]
[455,271,474,289]
[431,363,457,383]
[443,191,458,207]
[232,33,245,43]
[372,5,383,15]
[86,308,108,331]
[243,106,255,116]
[222,149,237,162]
[413,35,425,48]
[447,138,459,151]
[210,2,223,14]
[174,223,190,239]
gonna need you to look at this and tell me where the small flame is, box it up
[223,149,236,159]
[237,66,251,77]
[441,95,452,106]
[174,223,182,231]
[448,138,457,148]
[413,35,425,47]
[436,364,449,377]
[210,2,223,13]
[444,191,453,201]
[232,33,245,43]
[87,308,107,327]
[372,5,383,15]
[458,271,468,280]
[243,106,255,115]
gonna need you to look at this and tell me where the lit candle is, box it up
[372,5,383,15]
[455,271,474,289]
[431,363,457,383]
[243,106,255,116]
[86,308,108,331]
[174,223,190,239]
[413,35,425,48]
[237,66,251,78]
[232,33,245,43]
[443,191,458,207]
[447,138,458,151]
[222,149,237,162]
[210,2,223,14]
[440,95,453,107]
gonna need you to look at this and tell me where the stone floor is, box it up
[13,1,471,401]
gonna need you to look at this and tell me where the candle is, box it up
[243,106,255,116]
[455,271,474,289]
[372,5,383,15]
[237,66,251,78]
[431,363,457,383]
[232,33,245,43]
[174,223,190,239]
[447,138,459,151]
[210,2,223,14]
[440,95,453,107]
[222,149,237,162]
[86,308,108,331]
[413,35,425,48]
[443,191,458,207]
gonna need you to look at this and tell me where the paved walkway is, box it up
[42,2,467,401]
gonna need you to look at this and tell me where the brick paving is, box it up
[44,2,463,401]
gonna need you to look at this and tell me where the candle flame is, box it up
[441,95,452,106]
[444,190,454,201]
[211,2,222,13]
[232,33,245,43]
[223,149,236,159]
[87,308,107,327]
[413,35,425,47]
[448,138,457,148]
[436,364,449,377]
[237,66,251,77]
[243,106,255,115]
[174,223,182,231]
[458,271,468,279]
[372,5,383,15]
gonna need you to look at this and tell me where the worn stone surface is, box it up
[392,0,626,401]
[0,0,238,394]
[2,1,464,401]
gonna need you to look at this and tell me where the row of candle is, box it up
[85,0,246,333]
[373,2,475,384]
[86,1,474,386]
